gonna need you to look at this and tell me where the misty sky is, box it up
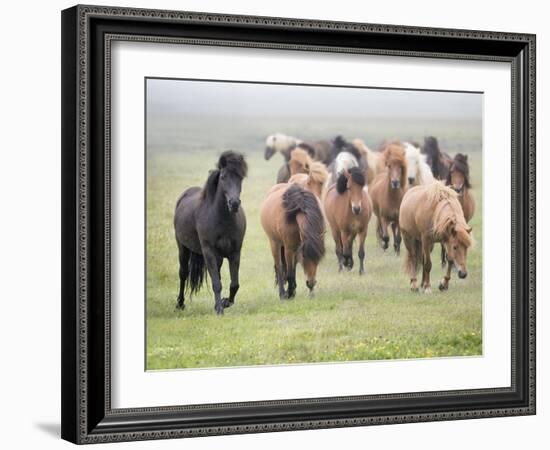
[147,78,482,120]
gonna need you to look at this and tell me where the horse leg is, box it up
[358,229,367,275]
[302,259,318,297]
[380,218,390,250]
[421,238,433,294]
[202,246,224,314]
[341,232,354,271]
[284,246,298,299]
[332,229,344,272]
[439,261,453,291]
[176,243,190,309]
[270,240,287,299]
[402,233,419,291]
[222,253,240,308]
[391,222,402,255]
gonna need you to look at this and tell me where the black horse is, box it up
[174,151,248,315]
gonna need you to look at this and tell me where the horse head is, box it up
[444,223,473,279]
[337,167,365,216]
[447,153,471,194]
[264,135,277,160]
[217,151,248,213]
[384,143,407,190]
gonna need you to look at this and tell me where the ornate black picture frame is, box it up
[61,4,536,444]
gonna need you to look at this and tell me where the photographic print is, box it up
[145,78,483,370]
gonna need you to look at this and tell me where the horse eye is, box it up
[453,245,458,250]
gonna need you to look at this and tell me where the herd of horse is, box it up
[173,134,476,314]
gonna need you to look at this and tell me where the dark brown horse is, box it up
[440,153,476,290]
[324,168,372,274]
[260,184,325,299]
[369,142,408,254]
[422,136,452,180]
[174,151,248,314]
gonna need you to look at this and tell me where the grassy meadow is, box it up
[146,116,482,370]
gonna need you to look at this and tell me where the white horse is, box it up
[264,133,302,161]
[404,142,434,186]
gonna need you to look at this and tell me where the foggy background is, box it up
[146,78,483,154]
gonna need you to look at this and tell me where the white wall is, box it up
[0,0,545,448]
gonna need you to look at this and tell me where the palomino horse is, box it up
[352,138,384,185]
[439,153,476,290]
[404,142,434,186]
[260,184,326,299]
[174,151,248,314]
[369,142,408,254]
[422,136,453,180]
[288,161,329,199]
[324,167,372,274]
[399,182,473,293]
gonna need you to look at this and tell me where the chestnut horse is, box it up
[439,153,476,290]
[324,167,372,274]
[260,184,326,299]
[399,182,473,293]
[288,161,329,199]
[369,142,408,254]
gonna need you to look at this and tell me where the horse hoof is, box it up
[359,269,365,276]
[308,290,315,298]
[222,297,234,308]
[411,286,419,293]
[175,302,185,310]
[279,292,289,300]
[423,287,432,294]
[438,282,448,291]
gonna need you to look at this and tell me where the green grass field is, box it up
[146,117,482,370]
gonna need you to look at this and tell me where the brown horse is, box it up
[288,161,329,199]
[439,153,476,290]
[260,184,326,299]
[422,136,453,180]
[324,167,372,274]
[369,142,408,254]
[399,182,473,293]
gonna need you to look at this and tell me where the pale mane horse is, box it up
[264,133,302,161]
[404,142,434,186]
[352,138,384,185]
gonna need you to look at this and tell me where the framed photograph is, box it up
[61,5,536,444]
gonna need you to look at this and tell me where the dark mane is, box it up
[330,135,363,163]
[446,153,472,188]
[422,136,442,178]
[202,150,247,200]
[336,167,365,194]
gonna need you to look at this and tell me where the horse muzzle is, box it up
[227,198,241,213]
[352,205,362,215]
[391,180,401,189]
[264,147,275,160]
[408,177,415,186]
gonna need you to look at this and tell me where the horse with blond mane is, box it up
[288,148,314,178]
[288,160,329,199]
[324,167,372,274]
[369,142,408,254]
[399,182,473,293]
[260,184,326,299]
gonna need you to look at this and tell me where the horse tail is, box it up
[282,185,325,264]
[188,251,207,295]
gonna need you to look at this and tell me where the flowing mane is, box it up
[446,153,472,188]
[336,166,365,194]
[308,161,329,186]
[202,151,248,200]
[426,182,473,247]
[382,141,408,188]
[289,148,313,174]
